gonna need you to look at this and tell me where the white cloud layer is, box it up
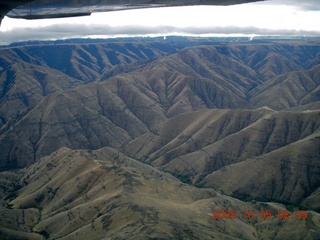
[1,0,320,44]
[1,24,319,44]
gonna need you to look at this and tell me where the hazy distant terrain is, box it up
[0,37,319,239]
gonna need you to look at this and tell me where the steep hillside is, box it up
[0,38,320,238]
[1,147,319,240]
[0,76,170,168]
[123,109,320,207]
[0,41,180,143]
[215,42,320,74]
[0,42,180,83]
[102,43,320,111]
[1,40,319,169]
[250,65,320,109]
[200,129,320,207]
[0,62,82,130]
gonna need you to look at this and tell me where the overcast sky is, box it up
[1,0,320,44]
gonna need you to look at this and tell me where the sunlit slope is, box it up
[250,65,320,109]
[200,130,320,208]
[1,147,320,239]
[123,109,320,208]
[1,41,319,169]
[0,39,319,235]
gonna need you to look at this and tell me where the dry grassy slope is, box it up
[114,45,260,100]
[0,72,178,167]
[109,68,251,117]
[200,130,320,209]
[216,43,320,76]
[99,46,260,116]
[0,41,181,131]
[0,64,256,169]
[287,102,320,111]
[248,52,302,80]
[100,42,320,91]
[302,187,320,212]
[124,109,319,173]
[101,44,320,112]
[0,62,82,129]
[123,108,273,165]
[1,44,320,172]
[0,40,319,218]
[1,44,269,168]
[250,65,320,110]
[166,110,320,174]
[1,147,320,240]
[0,42,180,83]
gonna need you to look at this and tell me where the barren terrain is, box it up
[0,38,319,239]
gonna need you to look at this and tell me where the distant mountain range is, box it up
[0,37,319,239]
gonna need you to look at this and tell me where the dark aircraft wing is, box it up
[0,0,264,25]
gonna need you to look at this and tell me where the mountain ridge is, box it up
[1,147,320,239]
[0,38,319,239]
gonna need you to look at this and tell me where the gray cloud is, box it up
[1,23,320,44]
[258,0,320,11]
[2,0,320,45]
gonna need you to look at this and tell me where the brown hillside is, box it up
[1,147,319,239]
[200,130,320,210]
[0,39,319,238]
[123,109,320,207]
[250,65,320,110]
[0,62,82,130]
